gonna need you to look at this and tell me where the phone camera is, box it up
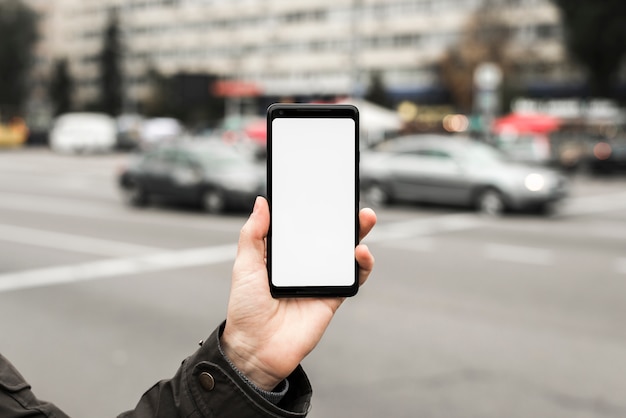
[278,110,284,115]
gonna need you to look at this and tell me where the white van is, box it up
[50,112,117,153]
[140,117,183,147]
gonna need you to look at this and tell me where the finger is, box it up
[236,196,270,267]
[356,244,374,286]
[322,243,375,312]
[358,208,377,242]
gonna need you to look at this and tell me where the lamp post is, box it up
[473,62,502,141]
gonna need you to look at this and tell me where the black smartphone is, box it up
[267,103,360,298]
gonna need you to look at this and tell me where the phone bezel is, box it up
[266,103,360,298]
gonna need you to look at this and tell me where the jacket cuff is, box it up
[216,332,290,404]
[184,322,312,417]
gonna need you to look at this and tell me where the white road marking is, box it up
[484,218,626,242]
[0,191,244,232]
[0,191,116,217]
[381,237,434,252]
[364,213,482,243]
[560,191,626,217]
[484,243,554,266]
[0,244,237,293]
[0,223,163,257]
[1,182,625,290]
[0,169,117,197]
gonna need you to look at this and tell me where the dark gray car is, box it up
[360,135,569,215]
[118,140,265,214]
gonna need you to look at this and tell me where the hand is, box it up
[221,196,376,391]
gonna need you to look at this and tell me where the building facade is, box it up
[33,0,575,110]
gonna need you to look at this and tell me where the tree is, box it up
[438,0,514,113]
[552,0,626,98]
[364,71,391,108]
[49,59,73,116]
[142,68,226,127]
[0,0,37,116]
[142,66,170,117]
[98,8,123,116]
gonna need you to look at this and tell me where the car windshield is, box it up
[460,143,506,166]
[193,148,252,169]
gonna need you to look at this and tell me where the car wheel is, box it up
[476,188,505,216]
[202,189,226,214]
[362,183,389,207]
[121,182,147,207]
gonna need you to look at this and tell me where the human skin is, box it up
[221,196,377,391]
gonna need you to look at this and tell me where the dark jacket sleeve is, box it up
[0,353,70,418]
[118,322,312,418]
[0,324,312,418]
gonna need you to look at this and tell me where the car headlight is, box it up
[524,173,545,192]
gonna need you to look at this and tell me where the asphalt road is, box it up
[0,148,625,418]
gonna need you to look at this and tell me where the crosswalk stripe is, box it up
[0,223,163,257]
[484,243,554,266]
[0,244,237,293]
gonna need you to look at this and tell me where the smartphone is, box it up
[267,103,359,298]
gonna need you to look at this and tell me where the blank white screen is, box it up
[271,117,356,287]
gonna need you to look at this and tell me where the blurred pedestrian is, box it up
[0,196,376,417]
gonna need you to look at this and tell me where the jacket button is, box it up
[199,372,215,391]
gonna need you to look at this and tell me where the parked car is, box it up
[584,136,626,175]
[116,114,145,150]
[0,116,28,147]
[140,117,183,147]
[360,135,569,215]
[50,112,117,153]
[118,140,265,213]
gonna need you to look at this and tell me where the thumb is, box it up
[236,196,270,267]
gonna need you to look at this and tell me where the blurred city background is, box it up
[1,0,626,417]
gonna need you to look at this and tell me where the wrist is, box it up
[220,331,283,391]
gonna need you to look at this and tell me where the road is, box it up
[0,148,625,418]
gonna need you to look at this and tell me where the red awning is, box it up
[212,80,262,97]
[493,113,561,134]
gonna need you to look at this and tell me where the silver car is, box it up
[360,135,569,215]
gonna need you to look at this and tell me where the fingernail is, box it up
[253,196,261,213]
